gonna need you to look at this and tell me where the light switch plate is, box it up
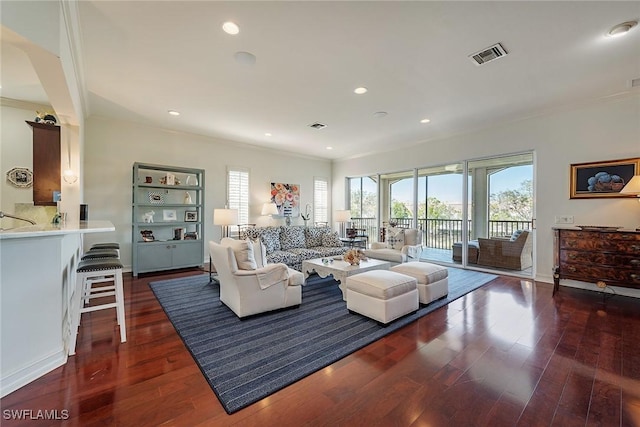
[555,215,574,224]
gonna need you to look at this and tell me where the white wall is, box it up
[333,93,640,296]
[84,116,332,269]
[0,104,35,216]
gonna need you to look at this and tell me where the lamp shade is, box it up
[261,202,279,216]
[620,175,640,195]
[335,210,352,223]
[213,208,238,226]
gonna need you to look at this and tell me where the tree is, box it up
[391,200,412,218]
[489,179,532,220]
[350,189,377,218]
[418,197,461,219]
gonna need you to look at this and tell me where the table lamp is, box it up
[213,208,238,239]
[620,175,640,230]
[335,209,351,237]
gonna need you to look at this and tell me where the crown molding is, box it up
[0,97,51,111]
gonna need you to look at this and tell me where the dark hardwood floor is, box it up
[3,267,640,426]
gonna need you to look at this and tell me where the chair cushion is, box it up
[386,228,405,250]
[363,248,405,264]
[322,231,343,247]
[280,227,306,250]
[347,270,416,300]
[304,227,326,248]
[221,238,257,270]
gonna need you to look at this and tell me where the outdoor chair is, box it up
[476,230,532,270]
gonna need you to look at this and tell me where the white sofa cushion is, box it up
[221,238,257,270]
[346,270,416,300]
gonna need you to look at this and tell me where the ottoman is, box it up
[391,262,448,305]
[452,241,479,264]
[346,270,418,324]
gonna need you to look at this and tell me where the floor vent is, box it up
[469,43,508,65]
[308,122,327,130]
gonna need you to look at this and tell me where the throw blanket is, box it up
[255,263,289,290]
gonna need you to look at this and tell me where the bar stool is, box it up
[69,258,126,356]
[90,243,120,250]
[81,248,119,260]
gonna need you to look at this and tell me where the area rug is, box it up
[150,267,497,414]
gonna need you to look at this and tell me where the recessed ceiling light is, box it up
[168,110,180,116]
[222,21,239,35]
[420,118,431,123]
[326,146,333,150]
[265,133,272,137]
[354,87,368,95]
[373,111,388,118]
[607,21,637,37]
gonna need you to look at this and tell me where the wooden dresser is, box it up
[553,228,640,294]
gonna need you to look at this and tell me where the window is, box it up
[227,168,249,232]
[313,177,328,224]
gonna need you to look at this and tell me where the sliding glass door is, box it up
[467,153,534,275]
[347,176,378,242]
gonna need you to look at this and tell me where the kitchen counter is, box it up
[1,220,115,397]
[0,220,114,239]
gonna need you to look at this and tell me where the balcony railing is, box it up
[349,217,533,250]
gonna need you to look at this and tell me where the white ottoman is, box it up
[346,270,418,324]
[391,262,448,305]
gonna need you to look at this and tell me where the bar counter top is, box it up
[0,220,114,239]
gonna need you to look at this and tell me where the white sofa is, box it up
[364,227,423,265]
[209,239,303,318]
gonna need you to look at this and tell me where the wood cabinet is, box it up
[553,228,640,294]
[27,121,60,206]
[132,163,205,277]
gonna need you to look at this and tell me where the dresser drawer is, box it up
[560,250,640,268]
[560,233,640,253]
[559,264,640,285]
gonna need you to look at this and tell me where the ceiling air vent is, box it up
[469,43,508,65]
[308,122,327,130]
[631,77,640,88]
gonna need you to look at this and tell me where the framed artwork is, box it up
[270,183,300,217]
[6,167,33,188]
[185,211,198,222]
[570,157,639,199]
[163,209,177,221]
[148,191,164,204]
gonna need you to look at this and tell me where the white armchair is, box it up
[364,228,423,265]
[209,240,302,318]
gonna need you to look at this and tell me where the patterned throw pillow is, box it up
[386,227,405,250]
[304,227,326,248]
[280,226,306,250]
[510,230,524,241]
[259,227,281,253]
[322,231,343,247]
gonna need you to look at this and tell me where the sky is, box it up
[393,165,532,204]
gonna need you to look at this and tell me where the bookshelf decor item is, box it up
[185,211,198,222]
[132,162,205,277]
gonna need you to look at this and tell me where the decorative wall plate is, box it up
[6,167,33,188]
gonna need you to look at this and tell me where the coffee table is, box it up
[302,257,391,301]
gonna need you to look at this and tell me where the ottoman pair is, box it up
[345,262,449,324]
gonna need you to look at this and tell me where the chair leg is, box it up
[114,271,126,342]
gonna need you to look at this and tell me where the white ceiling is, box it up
[3,2,640,159]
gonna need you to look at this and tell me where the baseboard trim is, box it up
[1,350,67,398]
